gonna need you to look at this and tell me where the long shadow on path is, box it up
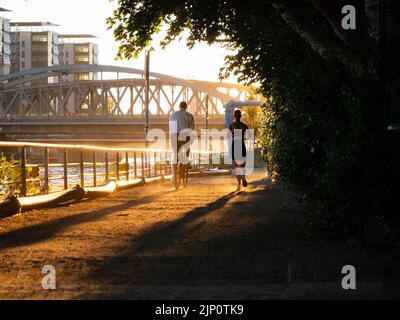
[0,190,174,251]
[82,181,291,298]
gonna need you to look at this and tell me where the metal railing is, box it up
[0,141,224,197]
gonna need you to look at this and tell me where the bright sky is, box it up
[1,0,237,82]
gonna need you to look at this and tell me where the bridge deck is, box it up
[0,170,398,299]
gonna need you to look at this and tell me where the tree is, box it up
[242,92,263,139]
[242,105,261,139]
[108,0,399,121]
[108,0,400,232]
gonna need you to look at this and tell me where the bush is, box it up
[0,154,39,198]
[0,154,20,197]
[257,52,387,234]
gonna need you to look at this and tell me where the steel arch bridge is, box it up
[0,65,257,143]
[0,64,254,119]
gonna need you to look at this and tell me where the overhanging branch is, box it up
[279,1,372,77]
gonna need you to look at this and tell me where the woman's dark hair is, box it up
[234,109,242,120]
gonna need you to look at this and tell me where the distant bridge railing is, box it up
[0,141,225,198]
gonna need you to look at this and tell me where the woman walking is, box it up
[229,110,249,191]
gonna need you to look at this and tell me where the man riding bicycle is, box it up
[169,101,195,185]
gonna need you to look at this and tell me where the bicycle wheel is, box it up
[183,165,189,187]
[174,164,182,190]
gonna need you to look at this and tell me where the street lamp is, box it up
[205,94,209,151]
[144,50,150,148]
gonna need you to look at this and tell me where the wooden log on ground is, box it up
[0,196,21,218]
[18,186,85,212]
[116,178,145,190]
[85,181,118,199]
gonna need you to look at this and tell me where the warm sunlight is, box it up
[1,0,399,307]
[1,0,236,82]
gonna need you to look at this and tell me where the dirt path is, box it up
[0,170,399,299]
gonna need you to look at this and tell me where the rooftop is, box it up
[11,22,59,27]
[59,34,98,39]
[0,7,11,12]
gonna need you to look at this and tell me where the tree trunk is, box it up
[384,0,400,221]
[384,0,400,118]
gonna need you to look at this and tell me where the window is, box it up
[21,61,25,68]
[21,41,25,48]
[32,34,48,42]
[75,45,89,53]
[75,56,89,63]
[32,45,48,52]
[78,74,89,81]
[65,51,69,58]
[21,51,25,58]
[32,55,48,63]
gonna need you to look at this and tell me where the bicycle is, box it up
[174,161,189,190]
[173,135,193,190]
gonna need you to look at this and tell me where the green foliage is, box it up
[109,0,394,233]
[0,154,20,197]
[1,154,40,198]
[242,91,263,139]
[242,105,261,139]
[258,70,384,233]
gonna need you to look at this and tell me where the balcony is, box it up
[2,43,10,55]
[52,55,59,65]
[2,55,11,66]
[52,33,59,45]
[3,20,11,33]
[2,32,11,44]
[52,45,59,55]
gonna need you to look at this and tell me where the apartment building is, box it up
[10,22,60,83]
[0,8,11,75]
[60,34,98,81]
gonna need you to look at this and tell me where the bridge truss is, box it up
[0,65,256,121]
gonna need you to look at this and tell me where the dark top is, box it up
[229,121,248,160]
